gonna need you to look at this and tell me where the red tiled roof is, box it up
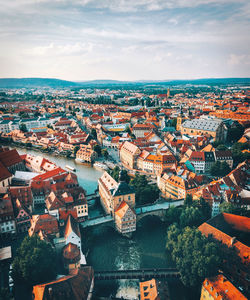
[0,161,12,181]
[0,148,23,168]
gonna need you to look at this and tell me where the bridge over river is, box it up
[94,268,180,280]
[81,199,184,228]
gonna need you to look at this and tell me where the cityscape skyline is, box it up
[0,0,250,81]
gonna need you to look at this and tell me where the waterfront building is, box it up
[62,242,81,271]
[0,147,25,174]
[28,214,59,238]
[119,141,141,169]
[200,274,247,300]
[0,161,13,188]
[32,266,94,300]
[114,201,136,234]
[99,171,135,216]
[76,144,97,163]
[140,278,169,300]
[98,171,136,234]
[181,118,227,142]
[0,194,16,237]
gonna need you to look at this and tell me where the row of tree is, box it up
[107,167,160,206]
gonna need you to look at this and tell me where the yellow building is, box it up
[200,274,247,300]
[119,141,141,169]
[181,118,227,142]
[98,171,135,216]
[115,201,136,234]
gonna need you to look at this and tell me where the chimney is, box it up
[231,237,236,246]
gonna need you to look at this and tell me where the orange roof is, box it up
[115,201,135,219]
[199,221,250,264]
[202,274,247,300]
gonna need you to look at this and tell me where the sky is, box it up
[0,0,250,81]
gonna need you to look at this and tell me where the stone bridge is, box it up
[81,199,184,228]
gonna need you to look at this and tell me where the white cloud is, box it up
[26,42,94,56]
[227,54,250,66]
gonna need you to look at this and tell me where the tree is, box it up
[219,202,235,213]
[210,161,231,177]
[210,161,221,177]
[165,206,182,225]
[220,161,231,176]
[73,146,80,157]
[179,206,205,228]
[93,144,102,156]
[108,166,120,182]
[19,123,28,132]
[91,128,97,139]
[66,150,72,158]
[216,144,228,151]
[101,148,109,159]
[171,118,177,129]
[166,226,222,287]
[227,123,244,143]
[119,169,130,184]
[12,235,57,286]
[130,173,159,205]
[0,288,11,300]
[184,194,193,206]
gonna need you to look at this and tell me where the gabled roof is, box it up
[202,274,247,300]
[64,215,80,239]
[0,161,12,181]
[115,201,135,219]
[33,266,94,300]
[0,148,23,168]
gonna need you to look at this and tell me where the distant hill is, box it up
[0,78,79,88]
[0,77,249,89]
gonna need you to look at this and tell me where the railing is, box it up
[94,268,180,280]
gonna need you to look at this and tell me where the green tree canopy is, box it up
[179,206,205,228]
[19,123,28,132]
[73,145,80,156]
[210,161,231,177]
[216,144,228,151]
[166,225,222,287]
[12,235,57,286]
[93,144,102,156]
[130,173,159,205]
[184,194,193,206]
[101,148,109,159]
[90,128,97,139]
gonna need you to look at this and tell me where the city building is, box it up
[114,201,136,235]
[181,118,227,142]
[199,213,250,297]
[32,266,94,300]
[200,274,247,300]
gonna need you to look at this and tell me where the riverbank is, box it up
[4,143,103,195]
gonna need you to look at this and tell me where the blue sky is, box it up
[0,0,249,81]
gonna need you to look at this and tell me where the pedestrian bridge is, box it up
[94,268,180,280]
[81,215,113,228]
[81,200,184,228]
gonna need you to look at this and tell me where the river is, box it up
[12,146,190,299]
[12,147,103,195]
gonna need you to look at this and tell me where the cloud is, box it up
[25,42,94,56]
[227,54,250,66]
